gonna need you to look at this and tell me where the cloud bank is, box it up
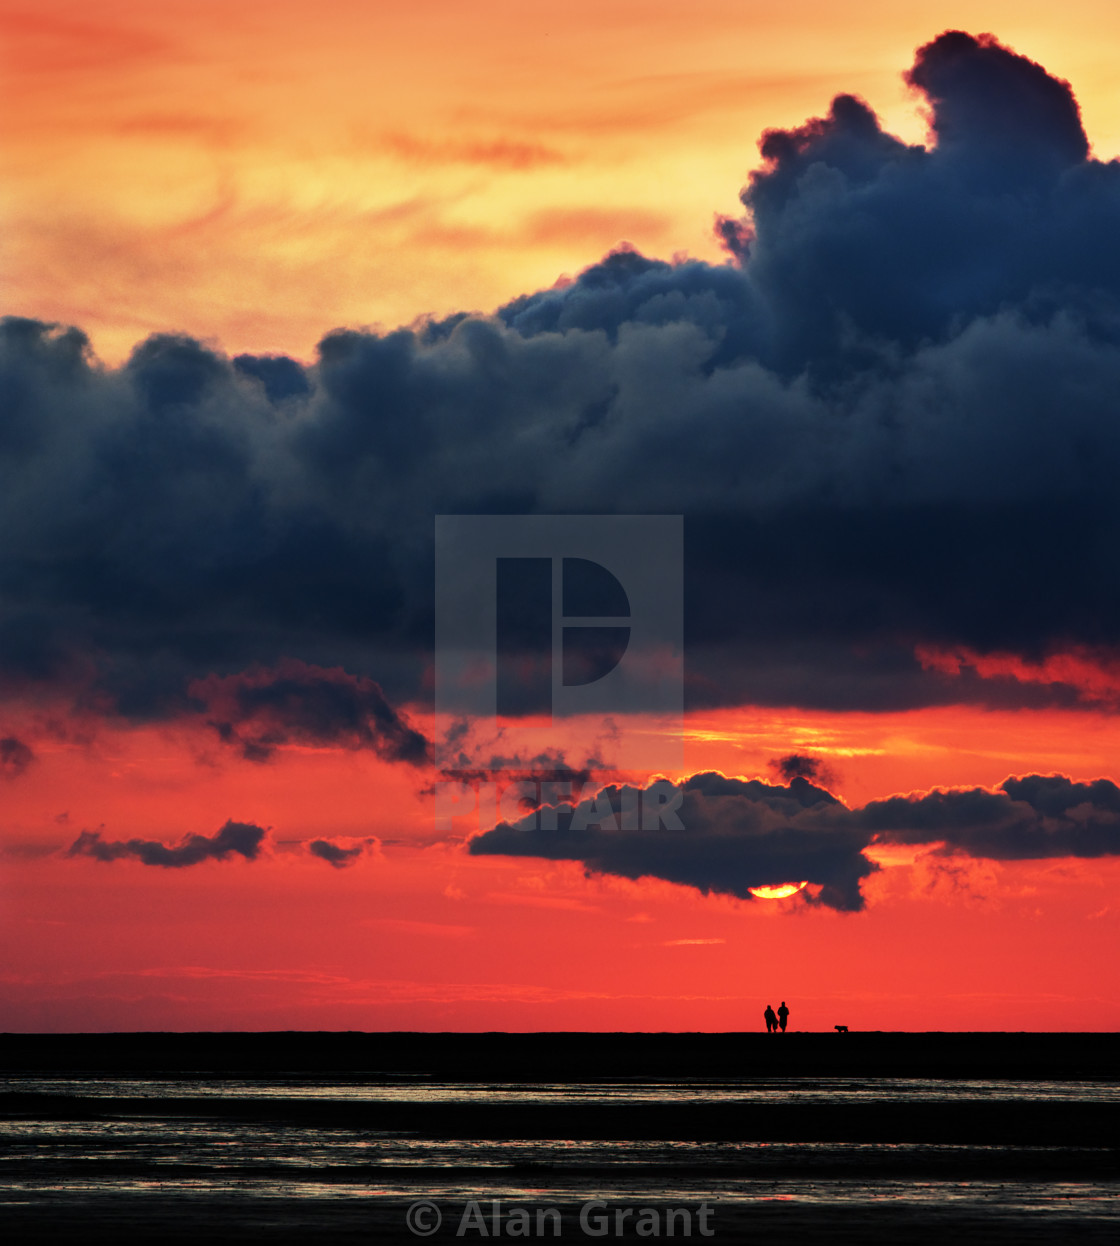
[3,31,1120,725]
[471,770,1120,910]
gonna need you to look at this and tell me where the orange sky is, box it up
[6,1,1120,362]
[4,1,1120,1031]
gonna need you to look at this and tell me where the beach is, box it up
[1,1033,1117,1243]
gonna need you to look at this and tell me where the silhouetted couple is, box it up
[764,1002,789,1033]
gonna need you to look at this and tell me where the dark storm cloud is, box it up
[732,31,1109,369]
[233,353,312,402]
[0,735,35,778]
[193,660,431,764]
[905,30,1088,188]
[308,838,366,868]
[6,32,1120,719]
[67,819,266,867]
[470,770,1120,910]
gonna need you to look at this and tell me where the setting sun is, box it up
[747,882,809,900]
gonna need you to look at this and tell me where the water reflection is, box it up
[2,1076,1117,1229]
[6,1075,1120,1104]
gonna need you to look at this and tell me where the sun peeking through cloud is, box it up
[747,882,808,900]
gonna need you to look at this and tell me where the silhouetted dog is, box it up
[834,1025,849,1033]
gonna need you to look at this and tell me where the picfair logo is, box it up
[434,515,683,778]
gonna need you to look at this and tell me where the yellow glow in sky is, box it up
[5,0,1120,361]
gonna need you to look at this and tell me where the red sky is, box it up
[3,1,1120,1032]
[4,697,1119,1032]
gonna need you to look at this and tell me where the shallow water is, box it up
[6,1073,1120,1103]
[2,1075,1117,1242]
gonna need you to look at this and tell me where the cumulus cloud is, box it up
[4,32,1120,721]
[905,30,1087,189]
[67,820,266,867]
[470,770,1120,910]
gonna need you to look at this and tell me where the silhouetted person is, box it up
[777,1001,789,1032]
[764,1004,777,1033]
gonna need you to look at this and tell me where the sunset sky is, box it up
[4,0,1120,1032]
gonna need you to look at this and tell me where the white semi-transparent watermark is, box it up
[434,516,683,831]
[406,1198,716,1237]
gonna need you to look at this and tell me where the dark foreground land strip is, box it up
[2,1031,1120,1080]
[2,1091,1118,1145]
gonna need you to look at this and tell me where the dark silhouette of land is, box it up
[2,1029,1117,1080]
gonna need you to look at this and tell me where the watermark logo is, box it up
[434,516,683,830]
[405,1198,716,1238]
[407,1200,443,1236]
